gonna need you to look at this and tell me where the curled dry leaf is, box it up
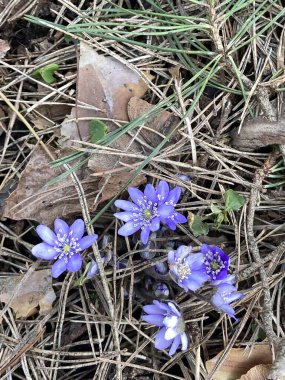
[206,345,272,380]
[238,364,271,380]
[127,97,179,148]
[231,117,285,150]
[0,269,56,318]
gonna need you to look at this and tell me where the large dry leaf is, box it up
[127,97,179,147]
[61,42,150,141]
[3,145,145,224]
[0,269,56,318]
[206,345,272,380]
[2,145,99,224]
[238,364,271,380]
[61,42,150,172]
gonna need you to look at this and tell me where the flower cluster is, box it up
[142,300,188,356]
[32,218,98,278]
[166,243,243,320]
[114,180,187,244]
[30,178,245,358]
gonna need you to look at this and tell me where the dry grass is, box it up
[0,0,285,379]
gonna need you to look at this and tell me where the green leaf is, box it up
[211,204,222,214]
[224,189,245,211]
[215,212,225,230]
[32,63,59,84]
[89,119,109,143]
[188,212,209,237]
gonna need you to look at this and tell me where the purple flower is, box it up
[154,262,168,275]
[153,283,170,298]
[157,180,187,230]
[211,275,244,320]
[114,181,187,244]
[142,300,188,355]
[168,245,209,291]
[86,257,106,279]
[201,244,230,281]
[32,218,98,278]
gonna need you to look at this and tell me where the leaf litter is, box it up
[1,1,285,379]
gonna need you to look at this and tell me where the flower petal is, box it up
[174,212,187,224]
[154,327,172,350]
[114,199,139,211]
[114,212,134,222]
[142,314,164,326]
[183,278,203,292]
[66,253,83,272]
[165,327,179,340]
[168,250,175,264]
[143,304,165,315]
[187,253,204,268]
[166,187,181,206]
[141,227,150,244]
[70,219,85,240]
[51,258,67,278]
[153,300,170,312]
[128,187,144,205]
[86,259,99,279]
[164,218,176,230]
[163,315,178,328]
[54,218,69,236]
[78,234,98,250]
[118,221,141,237]
[167,303,181,317]
[181,332,188,351]
[169,335,181,356]
[32,242,57,260]
[156,181,169,204]
[144,184,157,203]
[36,225,57,245]
[150,217,160,232]
[157,204,174,218]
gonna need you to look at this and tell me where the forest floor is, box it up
[0,1,285,379]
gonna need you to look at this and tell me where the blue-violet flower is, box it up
[142,300,188,355]
[168,245,209,291]
[86,257,106,279]
[211,275,244,320]
[114,181,187,244]
[32,218,98,278]
[153,283,170,298]
[201,244,230,281]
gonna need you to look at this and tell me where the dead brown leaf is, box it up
[127,96,179,148]
[0,39,9,58]
[0,269,56,318]
[206,345,272,380]
[61,42,151,142]
[238,364,271,380]
[3,144,145,224]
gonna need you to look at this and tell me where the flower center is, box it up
[210,261,221,271]
[144,209,152,219]
[204,251,225,279]
[177,261,191,279]
[63,244,70,252]
[54,230,81,263]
